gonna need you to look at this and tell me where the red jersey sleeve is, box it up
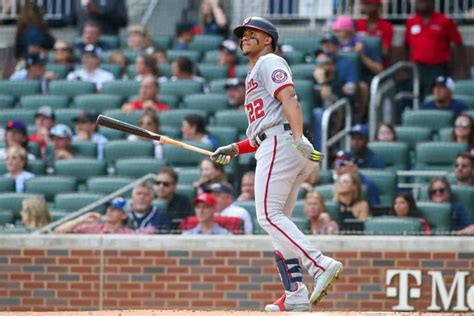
[446,18,463,45]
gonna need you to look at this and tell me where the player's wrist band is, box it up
[235,139,256,154]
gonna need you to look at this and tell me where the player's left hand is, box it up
[292,137,323,162]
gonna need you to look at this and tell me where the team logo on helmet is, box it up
[271,69,288,83]
[243,17,251,25]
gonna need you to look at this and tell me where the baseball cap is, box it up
[6,120,27,135]
[35,106,55,120]
[209,182,233,195]
[349,124,369,138]
[106,197,127,212]
[432,76,455,92]
[82,44,101,58]
[73,111,97,123]
[225,78,245,89]
[335,150,351,161]
[50,124,73,138]
[25,52,48,67]
[220,40,237,54]
[176,22,194,34]
[320,34,339,45]
[193,192,217,207]
[331,16,355,32]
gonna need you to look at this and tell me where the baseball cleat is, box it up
[310,260,343,305]
[264,294,310,312]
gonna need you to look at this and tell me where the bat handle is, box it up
[160,136,213,156]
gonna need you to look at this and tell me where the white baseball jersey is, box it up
[244,53,293,141]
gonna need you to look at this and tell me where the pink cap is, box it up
[331,16,355,31]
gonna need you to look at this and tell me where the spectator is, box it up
[348,124,385,169]
[225,78,246,109]
[127,110,164,159]
[67,44,114,91]
[122,75,170,114]
[0,121,35,161]
[405,0,466,98]
[54,197,134,234]
[181,113,219,149]
[237,171,255,201]
[49,124,74,163]
[454,152,473,186]
[333,172,370,220]
[420,76,467,115]
[10,52,57,92]
[153,48,169,65]
[355,0,394,66]
[209,182,253,234]
[390,192,430,235]
[74,21,108,52]
[305,192,339,235]
[428,177,474,234]
[219,40,238,77]
[182,192,231,235]
[74,1,127,36]
[3,146,35,193]
[28,106,55,159]
[375,123,397,142]
[134,54,160,81]
[72,111,108,159]
[127,182,171,233]
[108,51,128,79]
[198,0,228,36]
[174,22,194,50]
[451,114,474,155]
[194,157,228,193]
[127,25,154,54]
[154,167,194,231]
[20,196,51,230]
[171,57,206,86]
[52,41,75,71]
[300,163,321,193]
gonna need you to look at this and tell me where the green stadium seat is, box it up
[0,209,14,225]
[98,125,125,140]
[0,226,30,234]
[49,209,69,222]
[209,79,228,93]
[46,64,70,79]
[127,64,137,79]
[162,141,213,168]
[104,140,155,164]
[324,201,341,225]
[282,36,321,55]
[359,169,396,205]
[368,142,409,171]
[153,35,172,50]
[121,50,140,64]
[293,217,310,233]
[198,64,229,81]
[299,101,313,125]
[160,125,180,139]
[451,185,474,219]
[424,94,474,110]
[0,193,41,219]
[189,35,224,53]
[160,80,204,98]
[177,169,200,185]
[27,142,40,158]
[71,141,97,158]
[294,80,316,104]
[176,184,195,201]
[20,95,70,110]
[49,80,96,97]
[319,169,333,185]
[86,176,133,194]
[283,51,305,65]
[415,142,468,171]
[417,202,452,234]
[207,126,238,146]
[364,216,422,235]
[437,127,453,141]
[234,200,257,229]
[314,184,334,201]
[55,108,82,128]
[24,176,77,202]
[115,158,166,178]
[26,160,46,175]
[213,110,248,134]
[159,64,172,77]
[0,109,35,126]
[454,80,474,96]
[100,64,121,79]
[102,80,140,97]
[291,64,315,80]
[54,192,104,212]
[158,94,179,108]
[0,95,14,109]
[395,126,432,153]
[235,65,248,78]
[73,94,123,112]
[102,109,143,124]
[203,50,220,64]
[54,159,106,183]
[166,50,201,63]
[159,109,207,126]
[464,109,474,118]
[402,110,454,132]
[182,94,229,113]
[0,178,15,192]
[0,80,41,98]
[292,200,306,219]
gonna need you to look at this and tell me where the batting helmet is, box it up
[233,16,278,50]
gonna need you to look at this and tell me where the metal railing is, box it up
[320,97,352,170]
[368,61,419,141]
[35,173,156,234]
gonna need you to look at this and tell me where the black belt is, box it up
[256,123,291,144]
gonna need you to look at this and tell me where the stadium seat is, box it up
[282,36,321,55]
[27,142,40,158]
[104,140,155,164]
[291,64,315,80]
[97,63,121,79]
[299,101,313,125]
[46,64,70,79]
[102,109,143,125]
[319,169,333,185]
[292,200,306,219]
[0,209,14,225]
[368,142,409,171]
[234,200,257,229]
[176,184,195,201]
[54,192,105,212]
[102,80,140,97]
[26,159,46,175]
[395,126,432,151]
[203,50,220,64]
[437,127,453,141]
[364,216,422,235]
[115,157,167,178]
[24,176,77,202]
[189,35,224,53]
[160,125,180,139]
[158,64,172,77]
[0,109,35,126]
[182,94,229,114]
[71,141,98,158]
[209,79,228,93]
[402,110,454,132]
[424,94,474,110]
[465,109,474,118]
[293,217,310,233]
[213,110,248,134]
[55,108,82,128]
[359,169,396,205]
[98,125,125,140]
[160,80,204,98]
[198,64,229,81]
[73,94,123,112]
[159,109,207,126]
[235,65,248,78]
[121,50,140,64]
[54,159,106,183]
[0,193,40,219]
[162,141,213,168]
[0,178,15,192]
[294,80,316,104]
[49,209,69,222]
[0,95,14,109]
[158,94,179,108]
[417,202,452,234]
[86,176,133,195]
[0,80,41,98]
[48,80,96,97]
[451,185,474,219]
[207,126,238,146]
[324,201,341,225]
[166,50,201,63]
[153,35,172,50]
[126,64,137,79]
[283,51,305,65]
[314,184,334,201]
[339,51,361,81]
[415,142,468,171]
[177,169,200,185]
[20,94,70,110]
[454,80,474,96]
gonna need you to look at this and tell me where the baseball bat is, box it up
[96,114,213,156]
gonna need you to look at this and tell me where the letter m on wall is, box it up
[428,271,470,312]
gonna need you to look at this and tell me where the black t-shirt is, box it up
[167,193,194,231]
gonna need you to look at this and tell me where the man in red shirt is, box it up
[121,75,170,113]
[405,0,465,98]
[355,0,393,67]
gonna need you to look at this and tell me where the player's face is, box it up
[241,28,272,56]
[393,196,409,217]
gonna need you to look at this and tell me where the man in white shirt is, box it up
[66,44,114,91]
[209,182,253,234]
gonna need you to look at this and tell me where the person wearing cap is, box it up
[28,106,56,159]
[219,40,238,77]
[209,182,253,234]
[182,192,231,235]
[420,76,468,116]
[405,0,466,99]
[49,124,74,162]
[54,197,135,234]
[0,121,36,161]
[225,78,246,109]
[3,146,35,193]
[66,43,114,91]
[122,75,171,114]
[72,111,108,159]
[10,52,57,93]
[174,22,195,50]
[355,0,394,66]
[348,124,384,169]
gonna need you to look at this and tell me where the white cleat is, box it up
[264,283,310,312]
[310,260,343,305]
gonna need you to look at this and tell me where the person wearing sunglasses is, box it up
[450,114,474,156]
[454,152,473,186]
[427,177,474,234]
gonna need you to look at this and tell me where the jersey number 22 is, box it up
[246,98,265,123]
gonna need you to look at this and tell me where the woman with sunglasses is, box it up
[428,177,474,235]
[450,114,474,156]
[390,192,430,235]
[127,110,163,159]
[333,172,369,221]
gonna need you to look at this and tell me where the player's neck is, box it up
[247,47,273,67]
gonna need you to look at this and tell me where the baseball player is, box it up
[210,17,343,312]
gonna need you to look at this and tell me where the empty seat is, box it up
[314,184,334,201]
[46,64,69,79]
[55,108,82,128]
[234,65,248,78]
[115,158,166,178]
[158,64,172,77]
[177,169,200,185]
[182,94,229,113]
[209,79,228,94]
[104,140,155,164]
[25,159,46,175]
[292,200,306,219]
[121,50,140,64]
[189,35,224,53]
[451,185,474,219]
[293,217,310,233]
[417,202,452,235]
[49,209,69,222]
[54,192,104,212]
[291,64,315,80]
[0,193,40,219]
[213,110,248,134]
[364,216,422,235]
[203,50,220,64]
[0,109,35,126]
[0,80,40,98]
[160,125,180,139]
[359,169,396,205]
[0,209,14,225]
[368,141,409,171]
[20,94,69,110]
[454,80,474,96]
[153,35,171,50]
[402,110,454,132]
[98,125,125,140]
[71,141,98,158]
[207,126,238,146]
[166,50,201,63]
[27,142,40,158]
[87,176,133,194]
[24,176,77,202]
[101,80,140,97]
[160,80,204,98]
[0,95,15,109]
[415,142,468,171]
[282,36,321,55]
[395,126,432,150]
[437,127,453,141]
[159,109,207,126]
[294,80,316,104]
[102,109,143,124]
[176,184,195,201]
[283,51,305,65]
[198,64,228,81]
[163,141,213,167]
[324,201,341,225]
[54,159,106,183]
[48,80,96,97]
[158,94,179,108]
[73,94,123,112]
[0,178,15,192]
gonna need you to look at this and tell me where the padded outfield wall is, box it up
[0,235,472,312]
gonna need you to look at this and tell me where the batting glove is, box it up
[210,143,238,165]
[292,137,324,162]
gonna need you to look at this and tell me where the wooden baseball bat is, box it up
[96,114,213,156]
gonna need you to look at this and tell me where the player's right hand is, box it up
[292,137,324,162]
[210,143,238,165]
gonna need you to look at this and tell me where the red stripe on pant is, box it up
[264,136,326,272]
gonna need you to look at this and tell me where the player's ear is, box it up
[264,35,272,47]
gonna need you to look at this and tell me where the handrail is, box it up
[320,98,352,170]
[369,61,419,141]
[141,0,160,27]
[35,173,156,234]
